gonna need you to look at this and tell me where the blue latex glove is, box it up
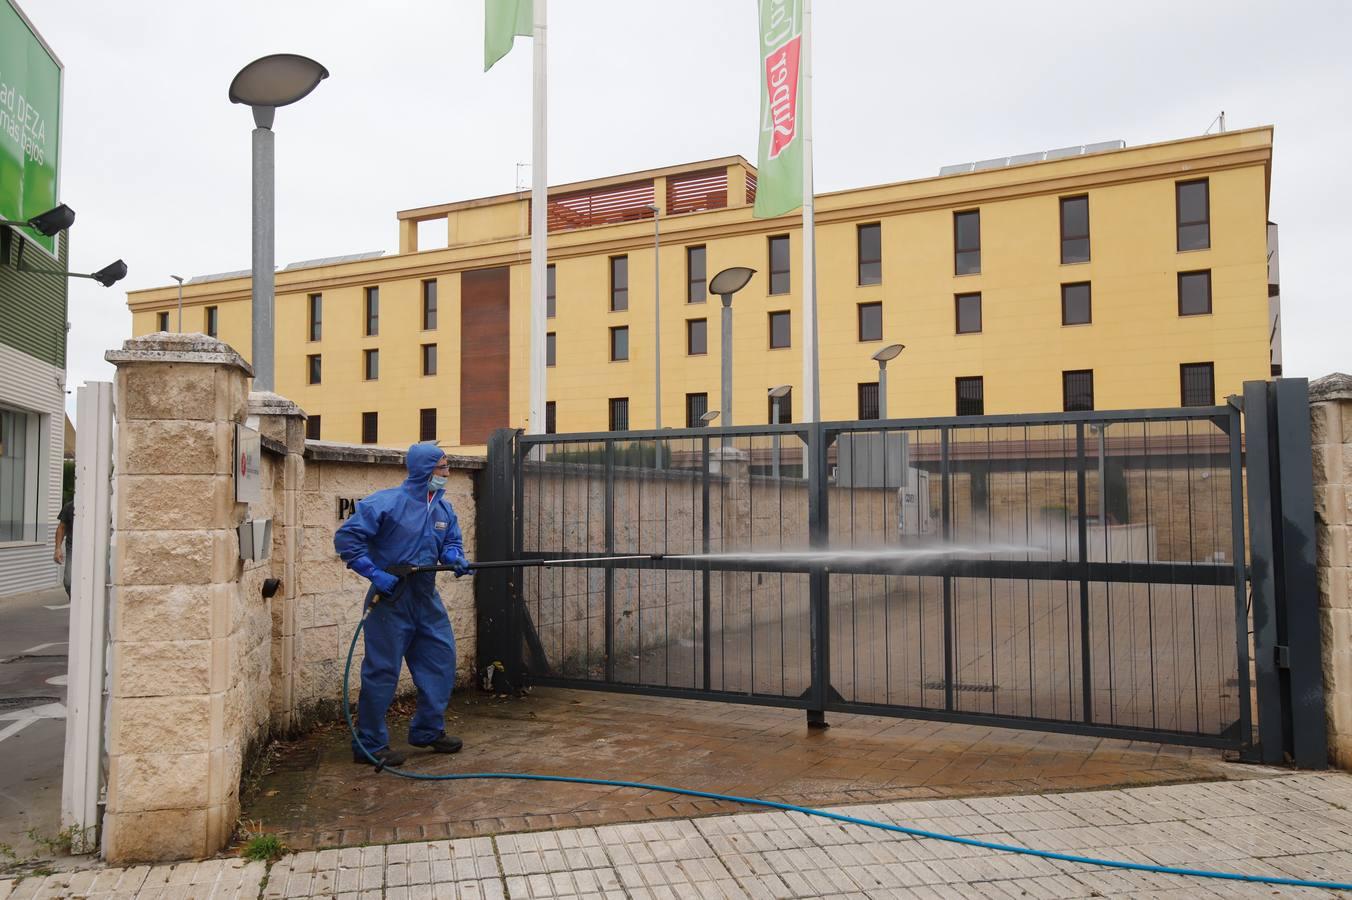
[442,548,471,578]
[370,569,400,596]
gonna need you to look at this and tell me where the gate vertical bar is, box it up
[604,438,616,682]
[701,433,712,691]
[1227,401,1254,751]
[478,429,528,681]
[1274,378,1328,768]
[1244,380,1285,763]
[1076,423,1093,723]
[807,423,830,726]
[941,427,954,711]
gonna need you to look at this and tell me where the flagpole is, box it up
[527,0,548,434]
[800,0,820,422]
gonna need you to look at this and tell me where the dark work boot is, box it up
[352,746,407,768]
[410,731,463,754]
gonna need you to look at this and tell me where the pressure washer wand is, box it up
[386,553,665,578]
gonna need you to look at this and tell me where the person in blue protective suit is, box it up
[334,442,472,768]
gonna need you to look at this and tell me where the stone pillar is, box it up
[1311,373,1352,769]
[249,392,308,733]
[102,334,252,863]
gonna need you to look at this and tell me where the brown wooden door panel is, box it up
[460,267,511,445]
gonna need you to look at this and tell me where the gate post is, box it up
[1311,373,1352,769]
[806,423,830,728]
[477,429,523,688]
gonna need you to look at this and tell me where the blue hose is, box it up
[342,605,1352,893]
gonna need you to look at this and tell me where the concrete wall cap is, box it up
[303,439,484,470]
[248,391,308,419]
[106,333,253,375]
[1310,373,1352,403]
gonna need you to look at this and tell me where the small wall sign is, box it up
[235,424,262,503]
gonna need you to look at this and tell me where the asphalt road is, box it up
[0,585,71,857]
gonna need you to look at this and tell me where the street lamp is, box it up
[229,53,329,392]
[699,410,720,424]
[0,203,75,236]
[709,266,755,428]
[170,275,185,333]
[768,384,792,480]
[870,343,905,419]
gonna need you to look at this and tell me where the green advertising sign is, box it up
[0,0,61,256]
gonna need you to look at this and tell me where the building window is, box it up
[610,256,628,311]
[308,293,322,341]
[0,407,38,542]
[545,401,557,434]
[1062,282,1092,326]
[1177,178,1210,251]
[421,343,437,376]
[857,223,881,285]
[687,318,707,355]
[858,382,880,420]
[955,293,982,334]
[307,354,321,385]
[546,332,556,367]
[956,377,984,416]
[954,210,981,275]
[305,415,321,441]
[687,246,706,303]
[364,286,379,336]
[420,408,437,442]
[422,279,438,330]
[1060,195,1090,264]
[610,325,629,361]
[768,310,792,349]
[609,397,629,431]
[156,311,169,331]
[364,348,379,381]
[1180,363,1215,407]
[767,389,793,424]
[205,306,218,338]
[1062,369,1094,411]
[769,235,790,294]
[547,264,556,318]
[1178,270,1212,316]
[685,392,708,427]
[361,412,378,444]
[857,302,882,342]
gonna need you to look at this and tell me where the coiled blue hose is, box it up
[342,604,1352,892]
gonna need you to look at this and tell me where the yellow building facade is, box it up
[127,127,1279,448]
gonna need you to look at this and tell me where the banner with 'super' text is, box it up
[0,0,61,256]
[753,0,802,219]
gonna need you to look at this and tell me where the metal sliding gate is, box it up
[478,383,1325,760]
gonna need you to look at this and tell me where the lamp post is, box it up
[871,343,905,419]
[768,384,792,479]
[709,267,756,429]
[170,275,185,333]
[229,54,328,392]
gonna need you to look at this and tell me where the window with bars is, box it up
[1178,270,1212,316]
[858,302,882,342]
[364,286,379,336]
[1060,196,1090,264]
[545,401,557,434]
[955,293,982,334]
[610,256,628,311]
[857,223,881,285]
[364,348,379,381]
[205,306,218,338]
[954,210,981,275]
[769,235,790,294]
[547,264,556,318]
[419,408,437,442]
[1177,179,1210,251]
[305,415,321,441]
[769,311,791,349]
[421,343,437,376]
[546,332,556,367]
[608,397,629,431]
[858,382,880,420]
[307,354,321,385]
[687,318,707,355]
[685,392,708,427]
[1062,369,1094,411]
[767,389,793,424]
[308,293,322,341]
[1180,362,1215,407]
[1062,282,1091,325]
[687,246,706,303]
[422,279,438,330]
[956,376,984,416]
[610,326,629,361]
[361,411,378,444]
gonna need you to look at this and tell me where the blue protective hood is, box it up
[403,443,447,494]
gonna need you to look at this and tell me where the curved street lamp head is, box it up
[229,54,328,118]
[709,266,756,298]
[767,384,793,399]
[91,259,128,288]
[170,274,184,285]
[871,343,905,363]
[699,410,721,423]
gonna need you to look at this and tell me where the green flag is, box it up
[753,0,804,218]
[485,0,533,71]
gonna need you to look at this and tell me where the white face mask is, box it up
[429,474,448,490]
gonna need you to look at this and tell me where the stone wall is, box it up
[1311,374,1352,769]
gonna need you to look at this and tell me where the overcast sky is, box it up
[22,0,1352,417]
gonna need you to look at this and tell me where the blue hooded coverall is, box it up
[334,443,466,755]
